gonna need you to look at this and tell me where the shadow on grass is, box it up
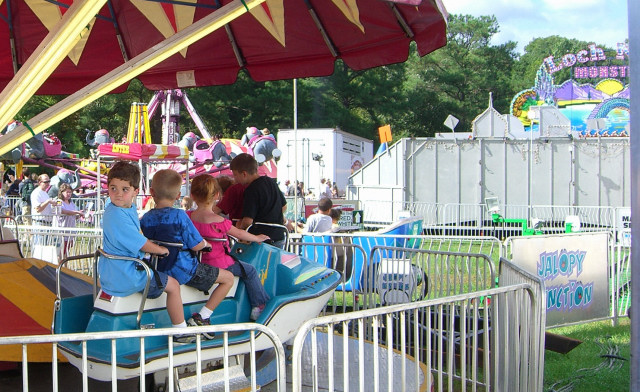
[544,319,630,392]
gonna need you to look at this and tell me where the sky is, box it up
[440,0,629,54]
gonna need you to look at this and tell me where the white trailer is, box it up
[276,128,373,196]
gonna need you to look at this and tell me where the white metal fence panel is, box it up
[15,225,102,271]
[358,247,496,310]
[0,324,287,392]
[358,201,619,240]
[496,257,546,391]
[290,270,544,392]
[611,245,631,318]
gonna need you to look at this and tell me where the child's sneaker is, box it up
[172,333,197,344]
[250,304,265,321]
[187,313,215,339]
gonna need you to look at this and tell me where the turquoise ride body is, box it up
[54,241,341,369]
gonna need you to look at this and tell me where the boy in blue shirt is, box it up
[140,169,233,336]
[99,161,195,343]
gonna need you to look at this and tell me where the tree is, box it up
[297,61,407,141]
[400,14,518,135]
[514,36,591,92]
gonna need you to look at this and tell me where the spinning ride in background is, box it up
[0,121,71,163]
[241,126,281,164]
[122,88,278,178]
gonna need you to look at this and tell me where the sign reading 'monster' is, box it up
[510,232,609,327]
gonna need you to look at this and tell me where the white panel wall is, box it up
[349,137,630,210]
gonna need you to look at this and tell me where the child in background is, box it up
[98,161,194,343]
[298,197,333,233]
[180,196,194,211]
[189,174,271,321]
[140,169,234,337]
[329,208,342,232]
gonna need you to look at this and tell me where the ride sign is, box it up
[510,232,609,327]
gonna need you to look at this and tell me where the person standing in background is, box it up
[18,171,37,224]
[6,169,19,196]
[31,174,54,226]
[299,198,333,233]
[319,178,331,198]
[55,183,84,257]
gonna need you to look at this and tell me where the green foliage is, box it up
[401,14,518,135]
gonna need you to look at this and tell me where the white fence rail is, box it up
[14,225,102,271]
[0,323,286,392]
[357,200,623,239]
[291,258,544,391]
[1,254,543,392]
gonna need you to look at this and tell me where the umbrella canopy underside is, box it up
[0,0,447,94]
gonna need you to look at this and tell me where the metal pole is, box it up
[293,79,298,221]
[628,1,639,389]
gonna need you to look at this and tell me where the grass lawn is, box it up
[544,318,630,392]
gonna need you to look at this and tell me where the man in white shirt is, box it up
[31,174,54,225]
[319,178,331,198]
[279,180,290,195]
[301,197,333,233]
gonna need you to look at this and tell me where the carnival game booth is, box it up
[301,216,424,293]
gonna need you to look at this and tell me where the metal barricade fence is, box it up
[289,239,368,315]
[289,232,504,286]
[529,205,615,234]
[358,200,445,228]
[0,216,20,240]
[417,235,503,263]
[358,200,619,239]
[0,323,287,392]
[16,225,102,273]
[16,213,102,229]
[495,257,546,391]
[611,244,631,319]
[4,195,21,216]
[4,196,104,218]
[290,265,544,392]
[359,247,496,310]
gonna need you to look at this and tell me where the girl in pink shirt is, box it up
[189,174,270,321]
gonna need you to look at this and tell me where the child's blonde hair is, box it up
[151,169,182,201]
[190,174,221,204]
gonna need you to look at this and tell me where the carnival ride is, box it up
[511,48,630,138]
[0,88,279,198]
[53,241,341,382]
[0,230,93,363]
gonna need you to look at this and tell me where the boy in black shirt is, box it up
[230,153,287,249]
